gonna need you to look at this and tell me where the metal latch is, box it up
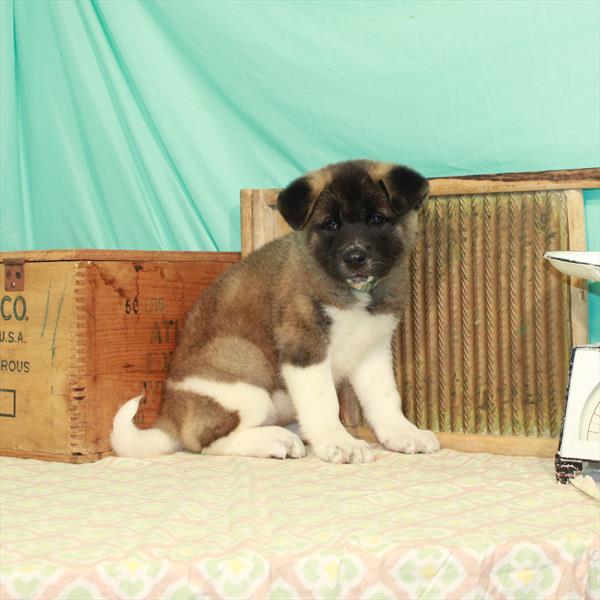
[4,259,25,292]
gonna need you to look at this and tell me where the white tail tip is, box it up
[110,395,178,458]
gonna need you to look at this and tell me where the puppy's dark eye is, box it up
[322,217,339,231]
[369,213,386,226]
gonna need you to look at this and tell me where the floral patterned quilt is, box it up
[1,448,598,599]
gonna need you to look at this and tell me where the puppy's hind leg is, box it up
[203,426,306,459]
[169,378,306,459]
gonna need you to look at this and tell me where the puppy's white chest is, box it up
[325,300,397,382]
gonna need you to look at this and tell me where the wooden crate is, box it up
[0,250,239,462]
[241,168,600,457]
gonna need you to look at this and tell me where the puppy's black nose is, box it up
[342,248,367,267]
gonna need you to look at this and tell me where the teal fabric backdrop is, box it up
[1,0,599,335]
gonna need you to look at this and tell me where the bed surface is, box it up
[1,448,598,599]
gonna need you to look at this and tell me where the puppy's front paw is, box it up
[379,425,440,454]
[312,434,374,464]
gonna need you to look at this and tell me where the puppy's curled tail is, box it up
[110,396,179,458]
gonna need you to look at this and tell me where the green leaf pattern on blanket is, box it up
[4,564,63,600]
[393,548,465,599]
[491,544,560,600]
[198,551,267,598]
[295,552,365,599]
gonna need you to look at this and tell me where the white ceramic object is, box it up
[544,251,600,282]
[559,345,600,462]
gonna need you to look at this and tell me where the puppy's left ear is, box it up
[375,164,430,215]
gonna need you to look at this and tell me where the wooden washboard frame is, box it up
[241,168,600,457]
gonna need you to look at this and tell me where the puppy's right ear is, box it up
[277,176,319,230]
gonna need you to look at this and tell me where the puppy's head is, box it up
[277,160,429,287]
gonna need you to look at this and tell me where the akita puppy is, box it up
[111,160,440,463]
